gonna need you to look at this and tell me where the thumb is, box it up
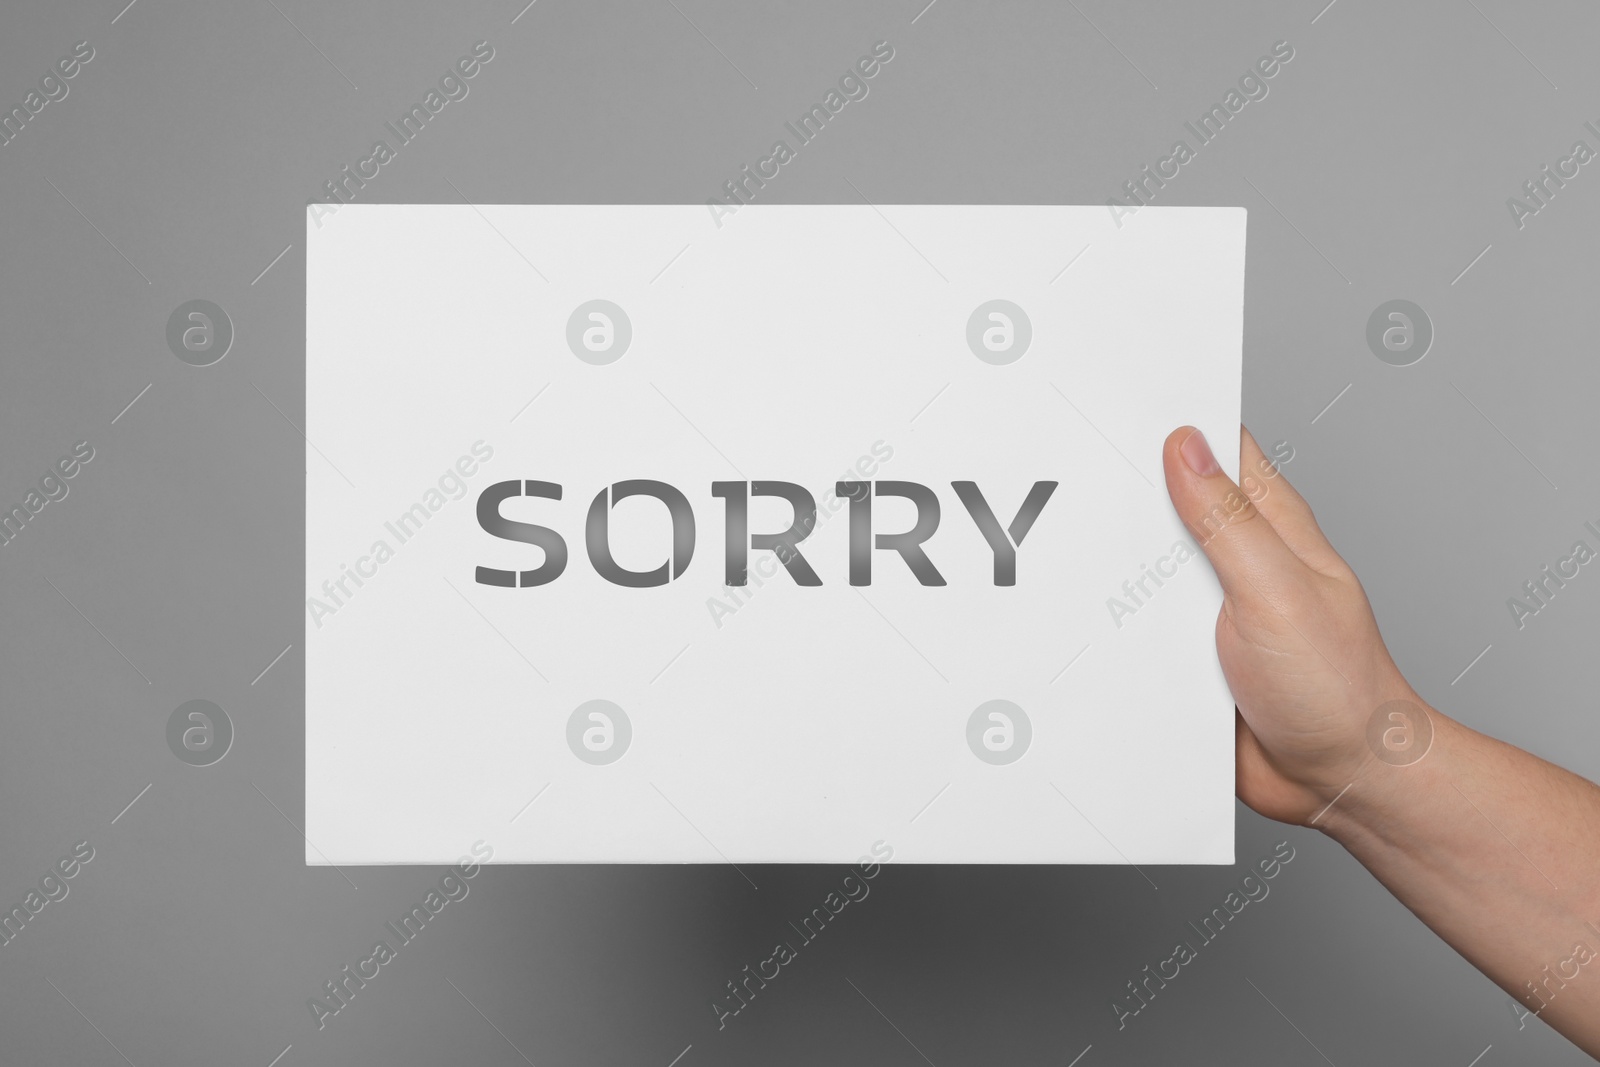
[1162,426,1301,605]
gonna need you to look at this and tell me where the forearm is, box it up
[1316,707,1600,1053]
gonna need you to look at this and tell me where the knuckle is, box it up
[1190,485,1262,546]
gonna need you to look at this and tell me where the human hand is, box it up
[1165,426,1600,1059]
[1161,426,1427,824]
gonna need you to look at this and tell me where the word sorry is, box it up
[476,478,1057,588]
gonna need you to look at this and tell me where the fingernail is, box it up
[1181,429,1221,477]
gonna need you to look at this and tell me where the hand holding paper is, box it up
[1165,423,1600,1058]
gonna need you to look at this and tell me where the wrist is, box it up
[1311,699,1465,849]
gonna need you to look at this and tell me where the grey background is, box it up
[2,0,1596,1063]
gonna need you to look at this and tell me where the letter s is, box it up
[476,480,567,587]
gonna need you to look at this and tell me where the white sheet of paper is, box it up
[305,204,1244,865]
